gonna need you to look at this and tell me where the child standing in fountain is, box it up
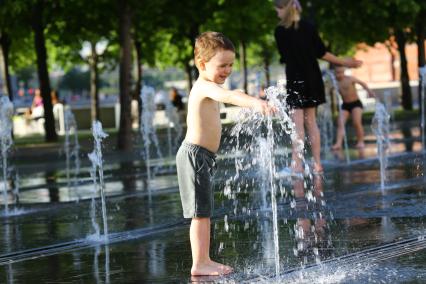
[176,31,274,276]
[331,66,375,150]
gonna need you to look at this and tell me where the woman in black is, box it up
[274,0,362,174]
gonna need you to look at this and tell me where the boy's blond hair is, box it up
[194,31,235,68]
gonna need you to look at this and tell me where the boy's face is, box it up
[335,67,345,80]
[199,49,235,85]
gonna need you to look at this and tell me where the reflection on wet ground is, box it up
[0,125,426,283]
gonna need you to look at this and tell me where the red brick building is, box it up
[352,41,425,83]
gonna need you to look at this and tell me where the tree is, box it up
[247,34,278,87]
[0,32,11,98]
[386,0,419,110]
[313,0,419,110]
[415,1,426,114]
[49,0,115,122]
[117,0,133,151]
[2,0,63,141]
[207,0,276,93]
[161,0,219,92]
[131,0,167,126]
[0,1,31,100]
[31,0,57,141]
[395,29,412,110]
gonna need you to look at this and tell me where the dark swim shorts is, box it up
[341,99,363,113]
[176,141,217,218]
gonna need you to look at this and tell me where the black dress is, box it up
[274,19,327,109]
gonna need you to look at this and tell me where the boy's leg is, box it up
[190,217,233,276]
[331,110,350,150]
[304,107,322,172]
[290,109,305,172]
[351,107,365,148]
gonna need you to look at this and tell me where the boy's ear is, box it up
[197,58,206,71]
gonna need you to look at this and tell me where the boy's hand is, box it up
[343,57,363,68]
[368,90,376,98]
[254,99,276,115]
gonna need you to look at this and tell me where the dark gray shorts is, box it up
[176,141,217,218]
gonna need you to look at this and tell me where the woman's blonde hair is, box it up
[274,0,302,29]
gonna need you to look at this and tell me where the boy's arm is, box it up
[352,77,375,97]
[203,83,272,113]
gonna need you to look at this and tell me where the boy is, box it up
[176,31,274,276]
[331,66,375,150]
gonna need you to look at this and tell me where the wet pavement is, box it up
[0,123,426,283]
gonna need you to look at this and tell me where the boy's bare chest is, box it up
[339,80,354,95]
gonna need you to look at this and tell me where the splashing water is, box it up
[371,102,390,190]
[0,96,14,215]
[325,71,350,163]
[318,74,335,157]
[420,66,426,149]
[317,102,334,157]
[224,82,300,277]
[64,107,81,200]
[12,169,19,206]
[256,138,272,209]
[140,86,163,180]
[266,109,280,277]
[88,121,109,242]
[163,97,183,157]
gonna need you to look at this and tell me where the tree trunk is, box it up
[133,39,143,128]
[0,32,12,100]
[189,25,199,82]
[185,61,193,93]
[117,0,133,151]
[263,54,271,86]
[32,0,57,142]
[416,19,426,146]
[417,13,426,82]
[89,42,100,122]
[396,30,412,110]
[239,40,248,94]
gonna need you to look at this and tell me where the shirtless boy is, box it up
[332,66,375,150]
[176,31,274,276]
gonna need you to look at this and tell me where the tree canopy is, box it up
[0,0,425,140]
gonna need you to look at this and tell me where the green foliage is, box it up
[207,0,276,44]
[246,34,278,67]
[310,0,421,54]
[2,0,425,87]
[158,0,219,68]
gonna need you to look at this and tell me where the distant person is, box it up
[331,66,375,150]
[154,90,167,110]
[273,0,362,174]
[51,89,61,105]
[176,31,274,276]
[169,87,184,111]
[25,88,44,119]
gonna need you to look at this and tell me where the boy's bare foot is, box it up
[331,144,341,150]
[355,142,365,149]
[191,260,233,276]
